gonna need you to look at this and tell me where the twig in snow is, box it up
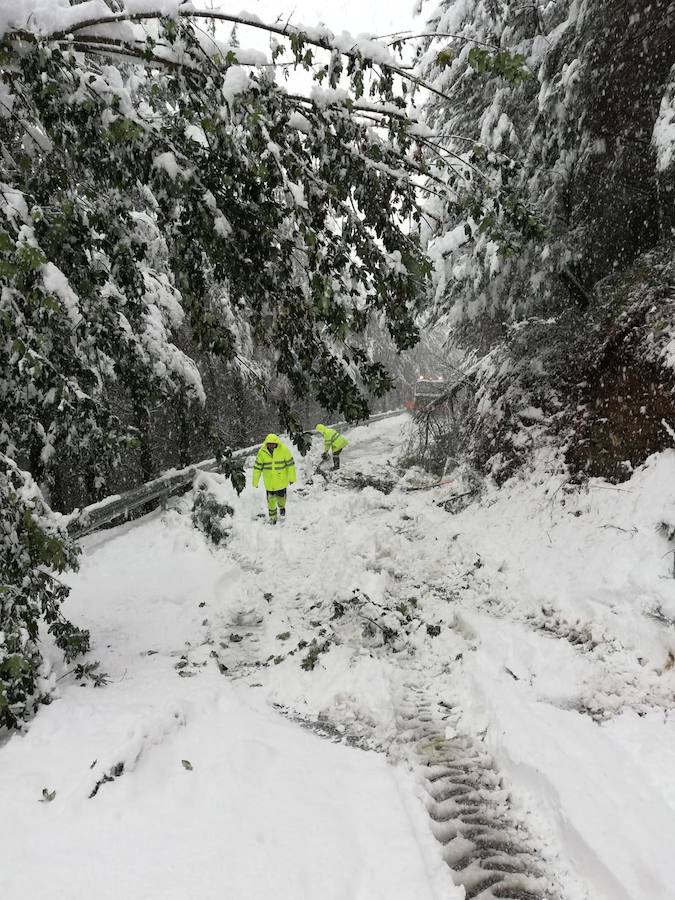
[56,660,108,685]
[435,490,475,511]
[89,762,125,799]
[546,475,572,505]
[403,478,457,492]
[647,605,675,627]
[661,549,675,579]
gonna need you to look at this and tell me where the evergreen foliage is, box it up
[416,0,675,477]
[0,457,87,728]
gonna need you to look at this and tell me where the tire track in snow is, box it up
[443,561,675,722]
[274,671,563,900]
[475,594,675,720]
[394,681,561,900]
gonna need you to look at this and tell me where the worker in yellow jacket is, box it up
[252,433,297,524]
[316,424,348,470]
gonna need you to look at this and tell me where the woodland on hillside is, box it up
[418,0,675,481]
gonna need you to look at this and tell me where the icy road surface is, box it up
[2,414,675,900]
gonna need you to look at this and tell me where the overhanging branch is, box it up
[8,7,465,105]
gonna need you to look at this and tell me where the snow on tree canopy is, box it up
[40,262,82,327]
[0,0,571,730]
[415,0,674,478]
[152,152,183,180]
[2,0,474,728]
[653,70,675,173]
[221,66,251,103]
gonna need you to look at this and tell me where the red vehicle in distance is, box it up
[404,375,447,412]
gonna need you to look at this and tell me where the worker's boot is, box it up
[333,454,341,470]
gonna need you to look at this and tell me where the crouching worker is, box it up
[252,433,297,524]
[316,424,348,470]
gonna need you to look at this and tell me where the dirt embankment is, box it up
[567,242,675,481]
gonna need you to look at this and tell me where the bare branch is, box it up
[386,32,501,51]
[11,8,465,105]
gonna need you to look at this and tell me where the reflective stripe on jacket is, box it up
[252,433,297,491]
[316,424,348,453]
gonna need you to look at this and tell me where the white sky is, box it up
[211,1,424,94]
[243,0,420,38]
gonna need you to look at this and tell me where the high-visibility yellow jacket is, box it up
[316,424,348,453]
[252,434,297,491]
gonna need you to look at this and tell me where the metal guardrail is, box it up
[66,408,405,538]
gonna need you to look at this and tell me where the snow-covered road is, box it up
[2,415,675,900]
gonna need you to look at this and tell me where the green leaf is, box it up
[181,759,193,771]
[0,260,18,277]
[467,47,531,83]
[467,47,491,74]
[436,49,455,68]
[1,655,27,679]
[16,244,45,271]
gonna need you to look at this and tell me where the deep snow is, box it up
[2,414,675,900]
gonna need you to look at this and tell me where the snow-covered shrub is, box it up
[0,458,88,729]
[191,477,235,547]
